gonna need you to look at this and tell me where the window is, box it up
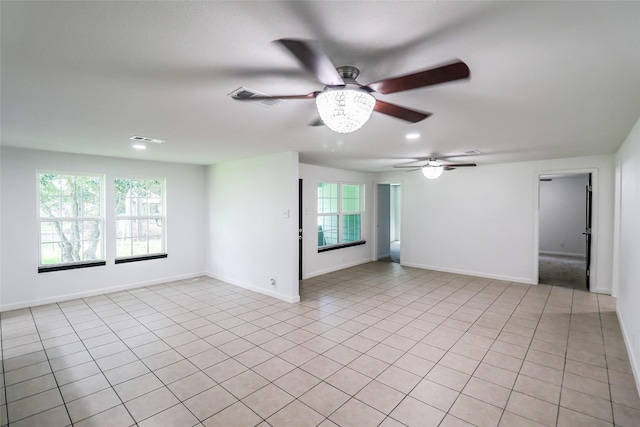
[317,182,364,249]
[115,178,165,261]
[38,173,105,270]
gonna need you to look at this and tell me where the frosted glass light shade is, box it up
[316,88,375,133]
[421,165,444,179]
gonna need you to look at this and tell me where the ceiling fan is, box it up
[232,39,470,133]
[394,157,477,179]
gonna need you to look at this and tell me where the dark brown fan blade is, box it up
[367,61,470,95]
[445,163,476,167]
[309,117,324,126]
[275,39,344,86]
[374,100,432,123]
[232,92,318,101]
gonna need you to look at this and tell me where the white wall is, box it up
[376,154,615,292]
[206,152,299,303]
[299,164,375,278]
[615,116,640,391]
[539,174,590,256]
[0,147,207,310]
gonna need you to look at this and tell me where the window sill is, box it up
[115,254,168,264]
[38,260,106,273]
[318,240,366,253]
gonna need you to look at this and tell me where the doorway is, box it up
[376,183,401,263]
[538,173,591,289]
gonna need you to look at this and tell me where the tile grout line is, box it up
[308,276,528,426]
[53,299,136,426]
[0,313,7,427]
[555,287,574,427]
[4,306,74,426]
[102,282,267,425]
[598,293,616,425]
[289,269,467,425]
[1,265,636,427]
[110,279,331,425]
[459,280,550,427]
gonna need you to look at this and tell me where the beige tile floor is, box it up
[1,262,640,426]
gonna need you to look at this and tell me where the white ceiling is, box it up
[2,1,639,171]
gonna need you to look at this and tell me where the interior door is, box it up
[584,174,592,289]
[299,179,303,281]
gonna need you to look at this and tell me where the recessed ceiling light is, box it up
[132,144,147,150]
[405,133,420,140]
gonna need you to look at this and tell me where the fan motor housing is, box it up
[336,65,361,83]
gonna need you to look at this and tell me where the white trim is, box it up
[611,163,622,297]
[37,172,106,267]
[317,181,365,249]
[303,258,372,280]
[207,272,300,303]
[401,261,535,285]
[618,306,640,394]
[0,271,206,311]
[377,251,392,259]
[539,251,586,258]
[114,177,166,258]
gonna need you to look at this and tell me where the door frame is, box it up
[534,168,598,291]
[585,173,593,289]
[373,181,403,262]
[299,179,303,281]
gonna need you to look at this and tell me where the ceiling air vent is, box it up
[129,136,165,144]
[228,87,282,107]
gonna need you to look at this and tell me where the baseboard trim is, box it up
[617,306,640,395]
[539,251,586,258]
[303,258,373,280]
[0,272,208,312]
[400,261,534,285]
[205,272,300,303]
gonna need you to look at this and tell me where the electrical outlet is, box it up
[270,278,276,287]
[560,242,564,248]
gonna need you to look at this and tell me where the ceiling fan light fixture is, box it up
[421,163,444,179]
[315,87,375,133]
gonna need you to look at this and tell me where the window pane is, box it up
[80,176,102,217]
[39,173,103,266]
[116,218,164,258]
[318,215,338,247]
[343,214,361,242]
[39,220,102,264]
[342,184,360,213]
[318,182,338,214]
[115,178,163,217]
[317,182,364,248]
[115,178,165,258]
